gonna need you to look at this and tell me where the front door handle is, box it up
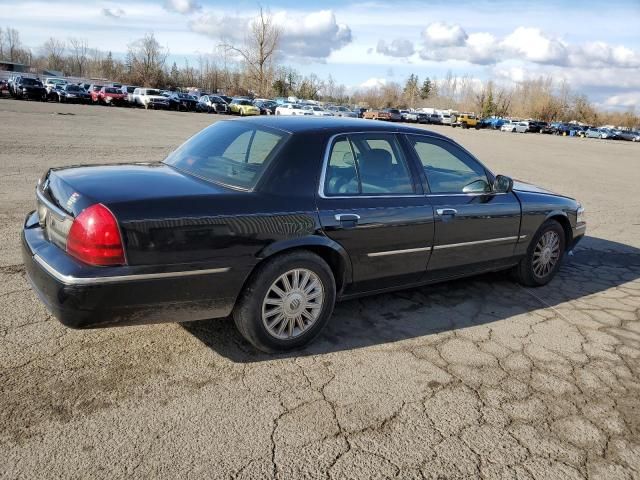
[436,208,457,216]
[334,213,360,227]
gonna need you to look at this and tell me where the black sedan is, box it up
[23,118,586,352]
[163,91,198,111]
[51,84,90,103]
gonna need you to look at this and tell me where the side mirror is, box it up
[493,175,513,193]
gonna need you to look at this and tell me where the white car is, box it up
[303,105,334,117]
[501,121,528,133]
[275,103,312,116]
[132,88,169,109]
[44,77,68,95]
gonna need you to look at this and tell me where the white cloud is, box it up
[191,9,352,60]
[501,27,568,64]
[164,0,201,15]
[101,7,125,18]
[376,38,414,58]
[359,77,387,89]
[422,22,467,47]
[602,92,640,110]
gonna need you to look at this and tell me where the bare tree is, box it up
[221,7,280,96]
[41,37,66,72]
[5,27,30,63]
[127,33,169,87]
[0,27,4,60]
[68,38,89,77]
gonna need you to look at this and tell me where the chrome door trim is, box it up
[33,254,230,286]
[367,246,432,257]
[433,236,519,250]
[334,213,361,221]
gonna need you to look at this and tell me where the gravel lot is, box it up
[1,99,639,480]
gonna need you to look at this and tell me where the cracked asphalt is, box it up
[1,99,639,480]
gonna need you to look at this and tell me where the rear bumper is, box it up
[22,211,246,329]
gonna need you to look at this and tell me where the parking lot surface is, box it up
[1,99,639,479]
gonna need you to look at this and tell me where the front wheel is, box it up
[513,219,565,287]
[233,251,336,353]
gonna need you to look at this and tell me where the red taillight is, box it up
[66,204,125,266]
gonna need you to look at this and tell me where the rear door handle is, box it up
[334,213,360,227]
[436,208,457,216]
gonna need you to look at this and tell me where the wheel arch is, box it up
[254,236,352,295]
[545,212,573,250]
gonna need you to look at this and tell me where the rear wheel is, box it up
[514,219,565,286]
[233,251,336,353]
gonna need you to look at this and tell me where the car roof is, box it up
[235,116,451,138]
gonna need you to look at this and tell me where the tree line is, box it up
[0,21,637,127]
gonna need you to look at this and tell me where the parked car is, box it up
[87,85,104,99]
[253,100,277,115]
[93,86,127,106]
[275,103,311,116]
[23,117,586,352]
[440,113,454,125]
[303,105,334,117]
[132,88,169,109]
[452,113,479,129]
[501,121,529,133]
[617,130,640,142]
[163,91,198,111]
[12,77,47,100]
[0,79,8,96]
[416,113,429,124]
[362,109,391,121]
[353,107,367,118]
[44,77,68,97]
[597,128,621,140]
[400,110,419,123]
[51,84,90,103]
[425,113,442,124]
[526,121,546,133]
[120,85,139,104]
[196,95,229,114]
[229,98,260,116]
[381,108,402,122]
[328,106,358,118]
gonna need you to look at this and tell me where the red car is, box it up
[92,86,127,106]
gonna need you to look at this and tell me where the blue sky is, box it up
[2,0,639,109]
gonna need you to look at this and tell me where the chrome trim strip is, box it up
[519,235,528,240]
[433,236,519,250]
[33,254,230,286]
[367,246,432,257]
[36,187,71,220]
[575,224,587,231]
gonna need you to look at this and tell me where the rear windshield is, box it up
[163,121,289,190]
[105,87,119,93]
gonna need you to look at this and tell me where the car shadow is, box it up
[182,236,640,363]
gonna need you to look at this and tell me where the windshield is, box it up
[105,87,119,93]
[146,89,161,95]
[66,85,81,92]
[21,78,39,86]
[164,122,289,190]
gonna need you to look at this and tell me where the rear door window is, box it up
[324,134,415,196]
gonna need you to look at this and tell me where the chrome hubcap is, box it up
[532,231,561,278]
[262,268,324,340]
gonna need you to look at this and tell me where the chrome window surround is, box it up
[318,131,503,199]
[33,254,230,286]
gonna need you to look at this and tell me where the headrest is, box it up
[359,148,392,174]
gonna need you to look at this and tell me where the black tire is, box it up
[233,250,336,353]
[513,219,565,287]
